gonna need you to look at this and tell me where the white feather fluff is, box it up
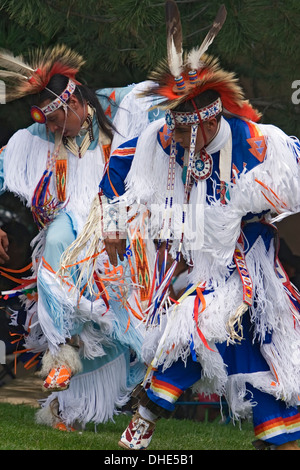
[168,37,183,78]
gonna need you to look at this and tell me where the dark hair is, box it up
[37,74,115,140]
[175,89,222,122]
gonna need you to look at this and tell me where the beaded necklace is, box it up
[31,105,96,230]
[31,112,68,230]
[62,105,95,158]
[146,123,206,326]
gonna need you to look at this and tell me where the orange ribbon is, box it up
[194,287,215,352]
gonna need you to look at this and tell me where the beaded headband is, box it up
[165,97,222,130]
[30,79,77,124]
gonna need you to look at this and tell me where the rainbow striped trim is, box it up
[150,377,182,405]
[254,413,300,441]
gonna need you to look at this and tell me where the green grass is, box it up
[0,403,256,451]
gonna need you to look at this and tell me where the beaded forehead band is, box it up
[30,79,77,124]
[165,97,222,130]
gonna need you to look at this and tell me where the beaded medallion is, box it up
[191,151,213,181]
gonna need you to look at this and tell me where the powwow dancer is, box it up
[54,1,300,449]
[100,2,300,450]
[0,45,157,430]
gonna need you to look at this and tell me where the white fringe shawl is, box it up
[123,118,181,204]
[122,120,300,289]
[189,124,300,287]
[3,128,106,235]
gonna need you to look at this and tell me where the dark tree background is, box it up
[0,0,300,136]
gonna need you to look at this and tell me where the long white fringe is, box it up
[36,352,145,427]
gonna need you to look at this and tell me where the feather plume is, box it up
[26,44,85,92]
[0,45,85,102]
[29,45,85,76]
[0,70,26,102]
[0,49,34,78]
[165,0,183,78]
[138,3,260,121]
[187,4,227,71]
[0,70,28,80]
[0,51,34,102]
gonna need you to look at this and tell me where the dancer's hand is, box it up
[104,233,126,266]
[0,228,9,264]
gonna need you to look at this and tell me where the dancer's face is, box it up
[41,95,87,138]
[173,118,218,153]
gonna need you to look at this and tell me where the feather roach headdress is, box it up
[142,0,261,123]
[0,44,85,103]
